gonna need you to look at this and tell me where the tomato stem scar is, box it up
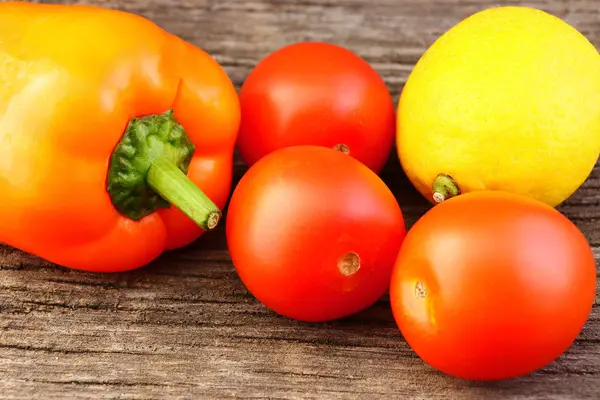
[415,282,427,299]
[337,252,360,276]
[432,174,460,203]
[333,143,350,155]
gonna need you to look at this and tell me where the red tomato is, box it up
[237,42,396,174]
[226,146,406,322]
[390,191,597,381]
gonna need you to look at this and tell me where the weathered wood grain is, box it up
[1,0,600,398]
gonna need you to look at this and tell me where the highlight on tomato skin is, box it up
[237,41,396,174]
[389,191,597,381]
[225,145,406,323]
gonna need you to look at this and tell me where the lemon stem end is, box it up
[432,174,460,203]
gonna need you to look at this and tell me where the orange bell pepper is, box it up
[0,3,240,272]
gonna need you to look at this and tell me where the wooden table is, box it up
[1,0,599,398]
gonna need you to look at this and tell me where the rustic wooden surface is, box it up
[1,0,599,398]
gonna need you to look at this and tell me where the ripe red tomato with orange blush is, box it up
[390,191,597,381]
[226,146,406,322]
[237,42,396,173]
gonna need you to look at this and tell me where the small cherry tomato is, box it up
[226,146,406,322]
[237,42,396,173]
[390,191,597,381]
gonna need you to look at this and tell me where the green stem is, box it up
[147,158,221,231]
[432,174,460,203]
[107,109,222,231]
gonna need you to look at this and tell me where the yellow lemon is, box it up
[397,6,600,207]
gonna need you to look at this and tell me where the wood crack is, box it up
[0,343,159,357]
[18,378,194,388]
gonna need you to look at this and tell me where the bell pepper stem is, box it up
[147,158,221,231]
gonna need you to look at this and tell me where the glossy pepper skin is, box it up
[0,3,240,272]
